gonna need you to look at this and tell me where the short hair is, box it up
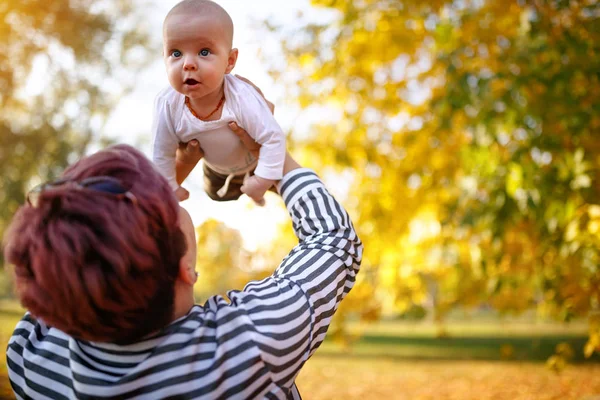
[3,144,186,344]
[164,0,234,47]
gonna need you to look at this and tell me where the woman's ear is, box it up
[178,260,198,285]
[225,48,238,74]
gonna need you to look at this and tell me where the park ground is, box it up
[1,308,599,400]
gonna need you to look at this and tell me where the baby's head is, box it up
[164,0,234,48]
[163,0,237,98]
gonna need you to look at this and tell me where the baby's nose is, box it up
[183,59,197,71]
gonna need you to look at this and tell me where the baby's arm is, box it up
[231,77,286,204]
[151,94,188,200]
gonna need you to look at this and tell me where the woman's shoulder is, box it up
[10,312,69,344]
[11,312,43,334]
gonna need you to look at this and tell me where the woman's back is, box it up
[7,167,362,399]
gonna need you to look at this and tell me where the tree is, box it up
[0,0,152,250]
[194,219,247,301]
[267,0,600,356]
[193,219,283,303]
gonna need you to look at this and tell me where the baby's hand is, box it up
[241,175,274,206]
[175,186,190,202]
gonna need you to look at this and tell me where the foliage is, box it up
[194,219,246,301]
[0,0,152,252]
[265,0,600,356]
[193,218,290,302]
[0,268,14,298]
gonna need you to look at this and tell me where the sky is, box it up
[101,0,336,250]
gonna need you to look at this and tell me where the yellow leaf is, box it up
[500,344,515,360]
[584,333,599,358]
[584,341,596,358]
[299,53,315,68]
[546,355,566,373]
[588,205,600,218]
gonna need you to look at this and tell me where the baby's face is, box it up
[163,13,236,101]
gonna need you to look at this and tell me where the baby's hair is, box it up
[165,0,234,47]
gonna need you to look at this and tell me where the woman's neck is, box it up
[171,280,195,321]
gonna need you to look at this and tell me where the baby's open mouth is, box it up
[185,79,199,85]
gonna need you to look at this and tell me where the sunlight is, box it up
[408,210,441,244]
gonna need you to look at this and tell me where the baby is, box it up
[152,0,285,205]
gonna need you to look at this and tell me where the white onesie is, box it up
[151,74,286,192]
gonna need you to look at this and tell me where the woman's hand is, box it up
[228,122,261,159]
[176,139,204,165]
[175,140,204,185]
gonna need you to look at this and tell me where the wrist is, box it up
[281,152,301,178]
[253,176,275,190]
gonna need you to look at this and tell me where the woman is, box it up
[3,101,363,398]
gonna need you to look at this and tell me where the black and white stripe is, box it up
[7,168,363,399]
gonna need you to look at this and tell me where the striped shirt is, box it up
[6,168,363,399]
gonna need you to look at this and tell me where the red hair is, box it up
[3,144,186,343]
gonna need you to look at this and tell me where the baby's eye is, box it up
[171,50,182,58]
[199,48,211,56]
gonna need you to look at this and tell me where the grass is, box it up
[0,310,599,399]
[320,319,597,362]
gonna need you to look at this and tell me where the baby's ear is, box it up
[225,48,238,74]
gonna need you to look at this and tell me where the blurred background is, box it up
[1,0,599,399]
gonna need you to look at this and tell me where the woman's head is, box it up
[3,144,186,343]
